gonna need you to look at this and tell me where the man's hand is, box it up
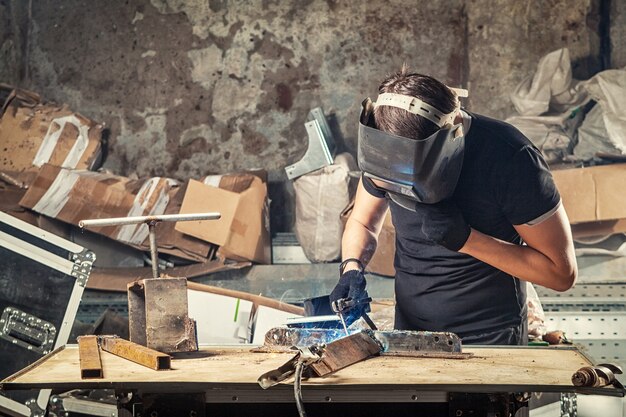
[329,269,367,305]
[417,199,471,251]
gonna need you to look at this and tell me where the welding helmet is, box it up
[357,88,468,208]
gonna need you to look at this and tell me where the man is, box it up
[330,67,577,345]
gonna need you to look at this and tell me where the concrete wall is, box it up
[0,0,618,231]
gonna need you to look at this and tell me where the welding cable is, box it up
[294,361,308,417]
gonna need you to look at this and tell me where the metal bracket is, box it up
[284,108,336,180]
[24,397,45,417]
[71,249,96,287]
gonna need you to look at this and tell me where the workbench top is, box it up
[2,345,624,397]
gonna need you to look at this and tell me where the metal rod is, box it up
[338,312,349,336]
[148,222,159,279]
[99,336,171,371]
[78,212,221,228]
[77,336,103,379]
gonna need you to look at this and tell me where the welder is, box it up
[330,66,577,345]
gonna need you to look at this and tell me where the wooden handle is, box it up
[186,281,304,316]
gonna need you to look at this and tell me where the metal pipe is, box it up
[148,222,159,279]
[78,213,221,228]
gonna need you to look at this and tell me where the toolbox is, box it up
[0,212,94,416]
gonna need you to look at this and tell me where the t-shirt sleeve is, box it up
[361,174,387,199]
[496,145,561,226]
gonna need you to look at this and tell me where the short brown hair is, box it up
[374,65,457,140]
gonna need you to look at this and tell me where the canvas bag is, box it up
[293,153,357,262]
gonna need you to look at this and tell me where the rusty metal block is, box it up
[99,336,171,370]
[127,277,198,353]
[77,335,103,379]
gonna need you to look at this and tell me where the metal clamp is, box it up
[572,363,623,388]
[257,345,325,389]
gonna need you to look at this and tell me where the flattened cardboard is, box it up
[19,164,211,260]
[0,101,103,176]
[552,163,626,225]
[176,175,271,264]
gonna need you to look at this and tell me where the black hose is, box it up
[294,361,307,417]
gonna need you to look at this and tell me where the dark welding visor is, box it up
[357,97,465,205]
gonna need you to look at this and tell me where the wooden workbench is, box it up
[2,344,624,400]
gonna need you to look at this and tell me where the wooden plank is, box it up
[77,336,103,379]
[99,336,171,371]
[4,345,622,398]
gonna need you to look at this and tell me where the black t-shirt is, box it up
[362,112,561,338]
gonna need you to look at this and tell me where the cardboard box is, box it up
[19,164,211,260]
[552,163,626,227]
[176,173,271,264]
[0,88,103,176]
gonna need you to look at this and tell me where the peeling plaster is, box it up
[179,123,213,146]
[187,45,223,89]
[132,11,145,24]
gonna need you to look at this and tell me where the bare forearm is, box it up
[341,217,379,271]
[459,229,577,291]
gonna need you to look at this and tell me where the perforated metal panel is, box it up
[543,313,626,339]
[540,282,626,388]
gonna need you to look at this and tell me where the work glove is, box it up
[416,199,471,251]
[329,260,367,306]
[329,270,367,305]
[329,269,368,323]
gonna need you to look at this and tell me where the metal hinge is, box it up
[71,249,96,287]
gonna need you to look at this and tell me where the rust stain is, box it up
[275,83,292,111]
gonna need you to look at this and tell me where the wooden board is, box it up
[1,345,624,397]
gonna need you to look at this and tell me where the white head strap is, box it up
[375,87,468,128]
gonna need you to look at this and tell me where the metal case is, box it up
[0,212,94,416]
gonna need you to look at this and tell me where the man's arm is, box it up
[341,178,389,272]
[459,204,577,291]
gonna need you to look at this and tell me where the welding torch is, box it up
[331,295,378,335]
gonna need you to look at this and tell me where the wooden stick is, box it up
[186,281,304,316]
[99,336,171,371]
[77,336,103,379]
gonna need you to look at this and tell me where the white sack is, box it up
[581,69,626,154]
[511,48,587,116]
[574,103,621,160]
[293,153,357,262]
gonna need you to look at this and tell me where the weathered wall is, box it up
[1,0,619,232]
[21,0,470,180]
[0,0,27,85]
[467,0,602,117]
[611,0,626,68]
